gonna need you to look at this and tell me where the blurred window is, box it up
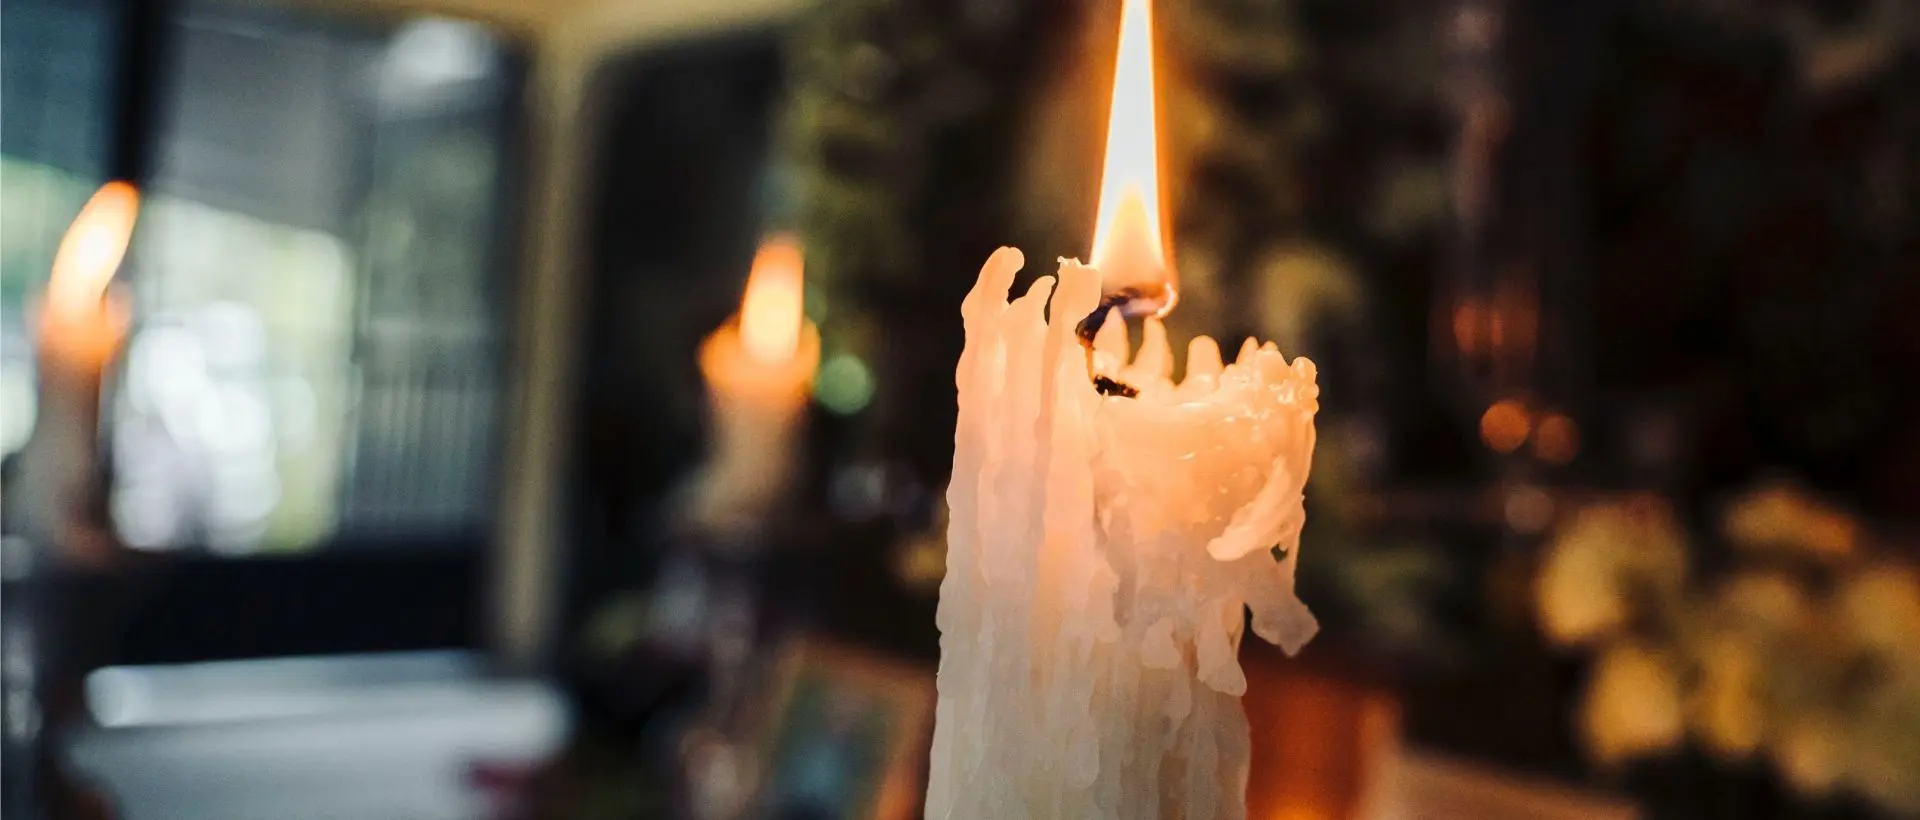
[0,0,118,455]
[105,3,523,555]
[0,161,99,455]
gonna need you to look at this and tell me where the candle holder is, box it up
[6,284,137,820]
[657,431,818,819]
[662,524,795,820]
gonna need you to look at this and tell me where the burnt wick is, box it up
[1092,375,1139,398]
[1074,292,1136,348]
[1076,290,1144,399]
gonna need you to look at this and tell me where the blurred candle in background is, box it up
[39,181,137,377]
[687,234,821,532]
[16,181,140,565]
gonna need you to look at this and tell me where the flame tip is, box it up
[740,235,808,364]
[48,181,142,316]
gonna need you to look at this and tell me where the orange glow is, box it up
[1480,399,1531,454]
[48,181,139,321]
[1244,648,1401,820]
[1452,301,1486,354]
[1534,412,1581,465]
[1088,0,1175,315]
[739,235,806,364]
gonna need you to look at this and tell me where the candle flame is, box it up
[739,234,806,364]
[48,181,139,319]
[1089,0,1175,316]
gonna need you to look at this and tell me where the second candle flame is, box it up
[740,234,806,364]
[48,181,139,322]
[1088,0,1175,317]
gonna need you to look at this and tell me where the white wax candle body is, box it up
[928,248,1319,819]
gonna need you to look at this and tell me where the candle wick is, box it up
[1074,293,1124,343]
[1077,290,1144,398]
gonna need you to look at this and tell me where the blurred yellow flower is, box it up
[1716,572,1812,634]
[1690,633,1767,761]
[1537,528,1624,647]
[1582,643,1686,767]
[1552,483,1920,814]
[1721,481,1858,562]
[1838,564,1920,660]
[1774,716,1847,797]
[1536,499,1687,648]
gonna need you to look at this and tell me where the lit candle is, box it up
[17,181,139,562]
[924,0,1320,816]
[687,235,821,532]
[38,181,137,377]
